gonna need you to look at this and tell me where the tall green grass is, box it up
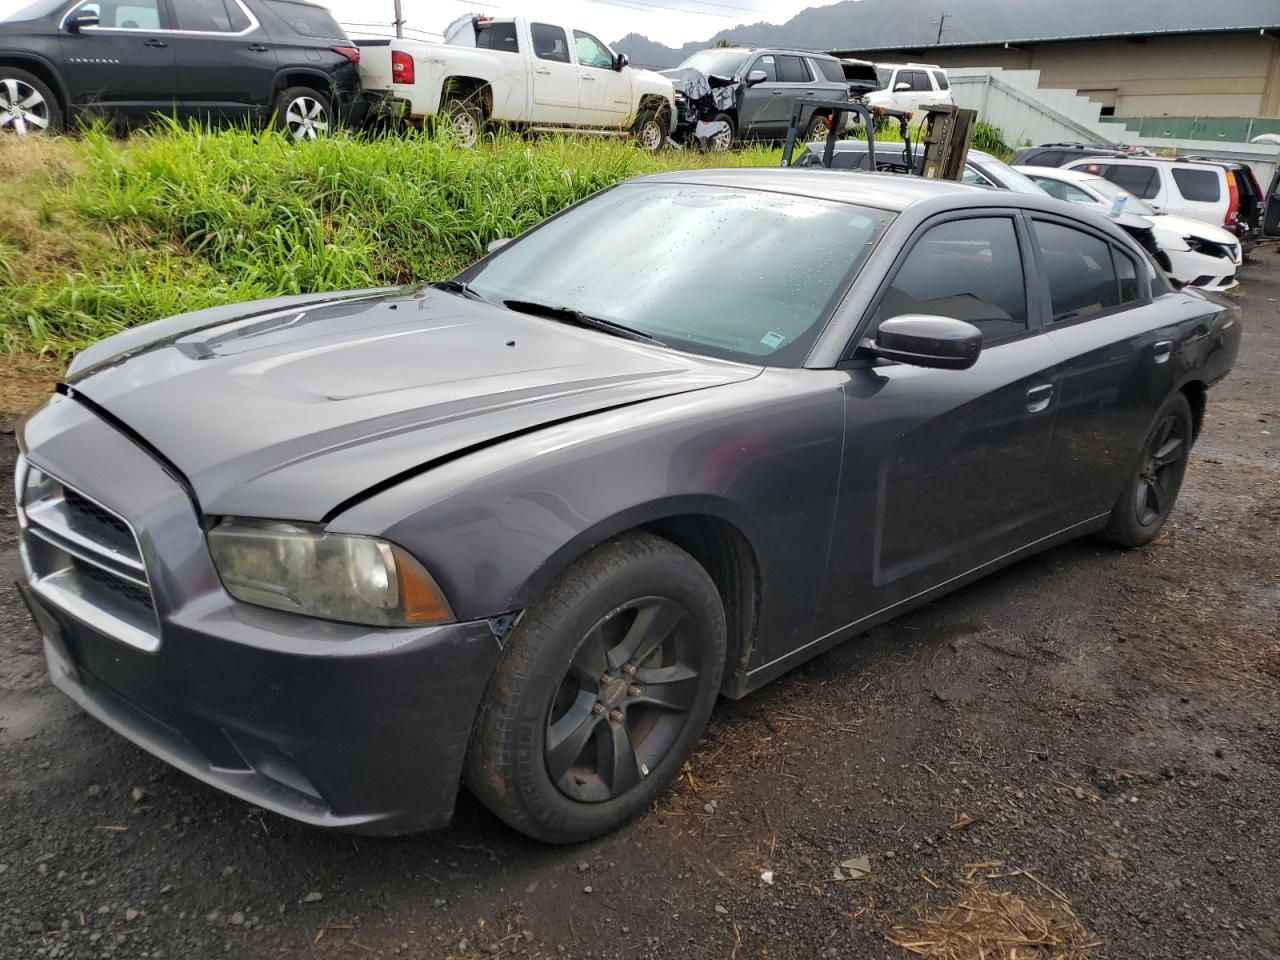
[0,125,782,359]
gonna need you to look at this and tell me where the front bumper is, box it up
[16,394,503,834]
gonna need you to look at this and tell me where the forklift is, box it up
[779,97,978,182]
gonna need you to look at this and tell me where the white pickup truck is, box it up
[357,15,676,149]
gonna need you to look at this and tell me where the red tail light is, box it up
[1224,169,1239,229]
[391,49,415,84]
[331,45,360,63]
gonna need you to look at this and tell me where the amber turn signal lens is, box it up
[391,545,454,624]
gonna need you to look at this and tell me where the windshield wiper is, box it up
[502,299,665,346]
[430,279,489,303]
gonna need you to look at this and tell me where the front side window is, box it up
[1094,163,1160,200]
[1079,175,1158,215]
[573,30,613,69]
[171,0,246,31]
[465,184,893,367]
[777,55,811,83]
[1032,177,1095,204]
[904,70,930,91]
[1171,167,1221,203]
[962,165,994,187]
[873,217,1028,344]
[531,22,569,63]
[1115,248,1140,303]
[750,54,778,82]
[1033,220,1121,323]
[72,0,160,28]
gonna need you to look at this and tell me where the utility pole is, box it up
[393,0,403,38]
[934,12,948,45]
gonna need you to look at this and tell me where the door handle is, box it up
[771,90,783,96]
[143,37,167,47]
[1026,384,1053,413]
[534,67,551,75]
[247,43,270,52]
[1152,340,1173,363]
[580,73,595,80]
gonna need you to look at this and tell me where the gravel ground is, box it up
[1,249,1278,960]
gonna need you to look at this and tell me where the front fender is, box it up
[330,371,849,668]
[0,49,69,105]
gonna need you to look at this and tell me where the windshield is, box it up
[677,49,751,77]
[0,0,63,20]
[973,157,1049,196]
[1081,175,1157,216]
[464,183,893,367]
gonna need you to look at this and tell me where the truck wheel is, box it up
[632,108,667,151]
[1101,392,1193,548]
[465,532,726,843]
[274,86,332,141]
[0,69,60,136]
[704,112,734,151]
[442,96,483,147]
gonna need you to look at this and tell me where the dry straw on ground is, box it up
[887,861,1101,959]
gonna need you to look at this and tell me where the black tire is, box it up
[703,111,734,151]
[440,95,483,147]
[273,86,332,141]
[804,112,831,141]
[632,107,667,151]
[1102,392,1193,548]
[465,532,726,843]
[0,68,61,136]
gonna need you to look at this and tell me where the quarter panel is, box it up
[330,371,849,668]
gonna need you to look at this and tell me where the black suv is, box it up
[0,0,363,139]
[1010,142,1130,168]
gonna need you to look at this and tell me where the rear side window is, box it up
[531,22,569,62]
[777,55,812,83]
[171,0,247,31]
[263,0,341,37]
[904,70,930,91]
[874,217,1028,344]
[1033,220,1121,323]
[1095,164,1160,200]
[931,70,949,90]
[1171,167,1222,203]
[475,21,518,52]
[815,59,845,83]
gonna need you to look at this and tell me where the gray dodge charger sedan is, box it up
[15,169,1239,842]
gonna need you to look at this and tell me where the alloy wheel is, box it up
[545,596,704,803]
[708,124,732,151]
[1134,413,1187,526]
[283,96,329,141]
[0,78,50,136]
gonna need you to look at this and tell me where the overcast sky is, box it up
[323,0,843,47]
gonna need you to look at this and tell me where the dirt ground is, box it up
[1,249,1278,960]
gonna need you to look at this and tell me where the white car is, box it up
[1017,165,1241,291]
[864,62,952,116]
[356,15,676,148]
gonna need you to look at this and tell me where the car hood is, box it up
[67,288,760,521]
[1149,213,1238,244]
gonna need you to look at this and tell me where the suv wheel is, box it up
[274,87,332,141]
[465,532,726,843]
[804,113,831,141]
[704,112,734,151]
[0,70,60,136]
[632,108,667,151]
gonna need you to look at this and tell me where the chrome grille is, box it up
[16,456,160,652]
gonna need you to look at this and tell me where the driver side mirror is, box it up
[865,315,982,370]
[893,81,911,92]
[486,237,512,254]
[65,10,100,31]
[613,52,629,71]
[745,70,768,86]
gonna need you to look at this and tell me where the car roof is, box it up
[1068,156,1219,171]
[635,166,996,213]
[878,62,943,69]
[711,46,838,60]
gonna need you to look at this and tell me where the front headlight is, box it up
[207,519,453,627]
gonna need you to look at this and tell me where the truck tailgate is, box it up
[354,38,393,91]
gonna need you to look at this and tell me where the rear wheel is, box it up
[1102,392,1193,548]
[441,96,483,147]
[465,532,725,843]
[273,86,332,142]
[804,112,831,141]
[0,69,60,136]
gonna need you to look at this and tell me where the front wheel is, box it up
[702,112,735,151]
[1102,392,1193,548]
[804,112,831,141]
[632,108,668,152]
[465,532,726,843]
[273,86,332,141]
[0,69,60,136]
